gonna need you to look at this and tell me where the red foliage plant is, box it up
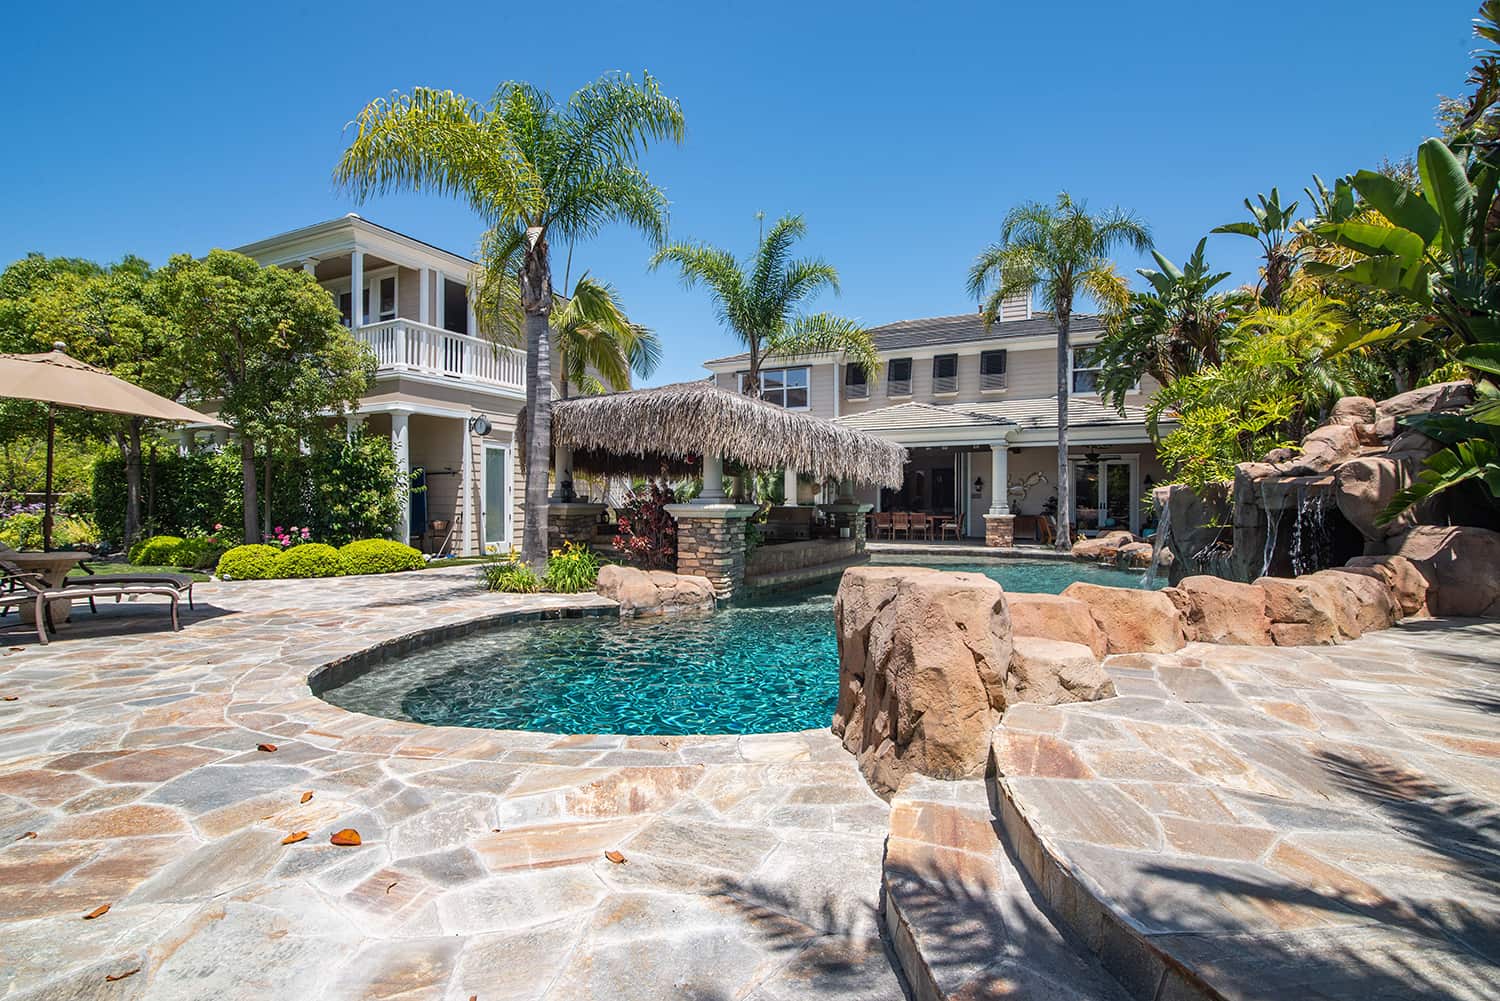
[614,479,678,570]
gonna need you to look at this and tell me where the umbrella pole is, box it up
[42,405,55,551]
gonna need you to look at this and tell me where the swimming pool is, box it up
[321,558,1156,736]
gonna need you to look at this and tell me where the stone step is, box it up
[882,778,1133,1001]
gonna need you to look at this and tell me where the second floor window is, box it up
[844,363,869,399]
[980,350,1008,391]
[740,366,810,409]
[932,354,958,394]
[1072,346,1103,394]
[377,276,397,322]
[888,357,913,397]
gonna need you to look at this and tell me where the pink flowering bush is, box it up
[269,525,314,549]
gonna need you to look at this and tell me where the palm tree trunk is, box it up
[520,227,554,571]
[1055,310,1072,552]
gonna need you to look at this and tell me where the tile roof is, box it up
[836,396,1151,434]
[702,312,1104,366]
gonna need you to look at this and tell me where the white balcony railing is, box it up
[355,319,525,393]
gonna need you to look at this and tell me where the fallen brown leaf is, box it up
[385,880,398,894]
[604,850,626,865]
[329,828,361,847]
[16,831,36,840]
[83,904,110,920]
[8,646,22,652]
[105,967,140,982]
[300,791,313,804]
[2,696,17,701]
[256,743,277,752]
[281,831,309,845]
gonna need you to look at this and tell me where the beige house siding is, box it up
[396,266,422,320]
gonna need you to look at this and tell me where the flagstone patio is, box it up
[0,567,903,1000]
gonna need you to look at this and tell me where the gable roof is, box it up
[702,312,1104,367]
[836,396,1152,435]
[830,401,1014,434]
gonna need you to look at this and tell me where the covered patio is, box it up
[550,380,907,596]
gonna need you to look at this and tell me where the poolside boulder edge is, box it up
[833,567,1012,798]
[596,565,715,617]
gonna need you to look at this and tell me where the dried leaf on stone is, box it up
[300,791,313,803]
[385,880,398,894]
[281,831,309,845]
[604,850,627,864]
[2,696,17,701]
[83,904,110,920]
[16,831,36,840]
[256,743,277,752]
[105,968,140,982]
[330,828,361,847]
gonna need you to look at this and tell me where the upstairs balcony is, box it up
[354,318,526,394]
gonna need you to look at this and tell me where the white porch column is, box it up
[419,268,431,325]
[176,429,193,456]
[391,412,410,543]
[695,453,726,504]
[783,468,798,505]
[458,417,473,556]
[988,441,1010,514]
[551,446,574,501]
[466,293,478,337]
[301,258,318,276]
[350,249,364,328]
[345,414,364,441]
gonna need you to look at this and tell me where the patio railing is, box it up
[355,319,525,393]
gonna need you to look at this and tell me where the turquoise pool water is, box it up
[322,558,1156,736]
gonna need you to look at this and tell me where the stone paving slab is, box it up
[994,619,1500,1001]
[0,567,903,1000]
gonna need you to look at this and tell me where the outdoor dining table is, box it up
[5,551,87,626]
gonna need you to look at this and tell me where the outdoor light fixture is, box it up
[973,476,984,491]
[468,414,491,436]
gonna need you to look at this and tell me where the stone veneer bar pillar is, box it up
[665,503,758,599]
[546,502,605,552]
[982,513,1016,548]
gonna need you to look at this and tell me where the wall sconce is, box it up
[1143,474,1156,488]
[972,476,984,494]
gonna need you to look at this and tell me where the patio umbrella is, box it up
[0,344,226,549]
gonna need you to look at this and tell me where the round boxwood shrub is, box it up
[130,536,185,566]
[270,543,345,579]
[216,544,281,580]
[338,539,425,575]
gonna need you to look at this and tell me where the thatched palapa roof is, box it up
[552,380,907,488]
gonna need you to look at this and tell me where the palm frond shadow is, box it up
[1134,749,1500,1000]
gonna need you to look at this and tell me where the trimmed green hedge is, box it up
[129,536,184,566]
[338,539,424,575]
[268,544,345,579]
[216,545,282,581]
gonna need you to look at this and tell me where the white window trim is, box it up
[737,366,812,411]
[1068,345,1137,397]
[325,266,400,327]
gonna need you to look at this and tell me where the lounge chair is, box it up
[0,544,194,614]
[0,568,182,644]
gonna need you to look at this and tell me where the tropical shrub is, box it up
[543,541,602,593]
[216,544,281,580]
[269,543,345,579]
[482,558,542,593]
[130,535,185,566]
[614,480,678,570]
[339,539,425,575]
[0,507,96,550]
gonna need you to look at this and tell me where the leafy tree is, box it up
[1092,239,1248,411]
[967,193,1151,550]
[0,254,186,545]
[652,213,878,397]
[160,250,374,544]
[1212,188,1300,310]
[334,73,684,569]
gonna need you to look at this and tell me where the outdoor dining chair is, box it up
[0,568,183,644]
[909,512,930,540]
[873,512,892,539]
[891,512,910,539]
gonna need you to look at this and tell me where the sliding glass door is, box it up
[1068,456,1138,535]
[482,443,510,552]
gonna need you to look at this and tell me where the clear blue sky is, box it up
[0,1,1477,385]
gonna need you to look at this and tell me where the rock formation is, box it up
[595,565,716,617]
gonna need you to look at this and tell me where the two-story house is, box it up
[702,296,1171,539]
[217,214,527,556]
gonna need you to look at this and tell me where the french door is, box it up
[1068,456,1138,535]
[481,443,511,552]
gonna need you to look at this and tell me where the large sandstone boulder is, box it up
[1344,554,1430,617]
[1253,575,1345,645]
[1071,530,1136,562]
[596,565,715,617]
[1335,456,1417,544]
[1007,636,1115,706]
[1376,381,1474,424]
[1060,582,1187,654]
[1328,396,1377,427]
[832,568,1012,797]
[1310,569,1398,635]
[1284,424,1363,475]
[1007,592,1107,659]
[1390,525,1500,617]
[1174,575,1273,645]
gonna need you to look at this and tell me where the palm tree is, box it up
[1212,188,1299,310]
[967,193,1151,551]
[652,214,879,397]
[335,74,684,568]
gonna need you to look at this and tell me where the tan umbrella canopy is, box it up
[0,345,226,549]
